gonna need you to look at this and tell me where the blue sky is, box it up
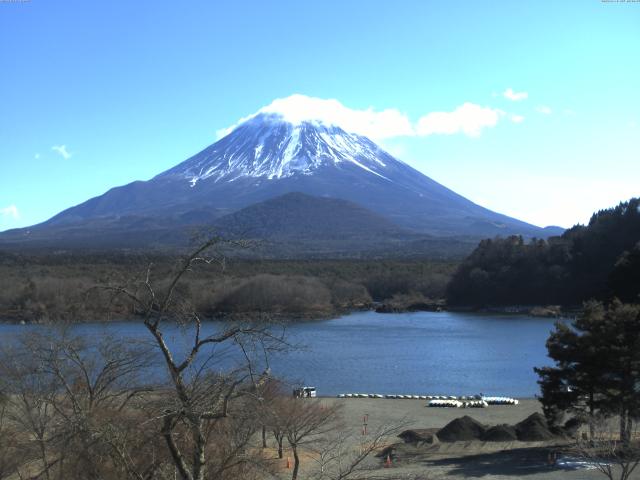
[1,0,639,231]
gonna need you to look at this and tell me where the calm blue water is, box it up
[0,311,562,397]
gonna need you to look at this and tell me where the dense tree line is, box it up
[0,254,454,322]
[447,198,640,306]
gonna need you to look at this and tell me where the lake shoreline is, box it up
[0,305,368,325]
[0,298,584,325]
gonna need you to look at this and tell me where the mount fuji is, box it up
[0,95,562,254]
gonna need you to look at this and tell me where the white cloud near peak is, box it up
[0,205,19,220]
[219,95,516,141]
[503,88,528,101]
[261,94,415,140]
[535,105,552,115]
[52,144,72,159]
[510,114,525,123]
[415,102,504,137]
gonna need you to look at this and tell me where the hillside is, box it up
[214,192,405,240]
[446,197,640,306]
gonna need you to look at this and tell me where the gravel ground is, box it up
[272,397,638,480]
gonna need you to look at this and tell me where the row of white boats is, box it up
[428,399,489,408]
[336,393,519,407]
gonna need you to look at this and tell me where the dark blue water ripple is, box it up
[0,311,561,397]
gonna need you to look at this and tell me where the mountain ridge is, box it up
[0,101,564,254]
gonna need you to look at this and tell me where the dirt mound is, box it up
[482,424,518,442]
[398,429,438,444]
[437,415,486,442]
[515,413,555,441]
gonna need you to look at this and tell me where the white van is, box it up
[293,386,317,398]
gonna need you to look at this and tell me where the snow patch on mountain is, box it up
[163,111,398,186]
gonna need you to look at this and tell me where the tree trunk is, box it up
[620,408,630,445]
[291,445,300,480]
[162,418,194,480]
[37,436,51,480]
[192,420,207,480]
[273,431,283,458]
[589,391,595,439]
[262,425,267,448]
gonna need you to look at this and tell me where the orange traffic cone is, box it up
[384,454,392,468]
[286,457,291,469]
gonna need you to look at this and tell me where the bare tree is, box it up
[104,237,286,480]
[252,376,286,455]
[0,325,167,480]
[264,394,291,460]
[0,393,24,480]
[309,421,408,480]
[280,398,341,480]
[572,415,640,480]
[1,329,159,480]
[0,341,61,480]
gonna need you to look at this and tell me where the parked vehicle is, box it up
[293,386,317,398]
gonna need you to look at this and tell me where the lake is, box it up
[0,311,562,397]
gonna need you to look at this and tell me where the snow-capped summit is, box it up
[159,112,397,186]
[158,94,416,187]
